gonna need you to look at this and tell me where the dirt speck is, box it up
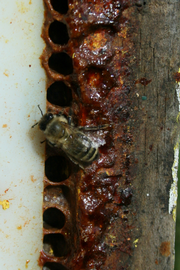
[30,175,37,182]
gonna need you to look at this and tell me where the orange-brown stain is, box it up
[28,114,30,117]
[3,70,9,77]
[155,259,158,265]
[30,175,37,182]
[160,241,170,257]
[4,188,9,194]
[16,2,29,13]
[24,219,30,227]
[29,0,32,4]
[174,72,180,82]
[2,124,7,128]
[17,225,22,230]
[25,260,30,268]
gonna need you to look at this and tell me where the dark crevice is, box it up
[43,208,66,229]
[50,0,68,14]
[48,52,73,75]
[43,234,69,257]
[49,21,69,45]
[47,81,72,107]
[43,262,68,270]
[45,156,71,182]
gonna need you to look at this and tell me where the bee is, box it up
[33,106,109,168]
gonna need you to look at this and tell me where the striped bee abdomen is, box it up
[67,132,99,165]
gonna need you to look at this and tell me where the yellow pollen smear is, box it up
[0,200,10,210]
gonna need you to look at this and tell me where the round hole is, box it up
[43,234,69,257]
[45,156,71,182]
[43,208,65,229]
[50,0,68,14]
[43,262,68,270]
[49,21,69,45]
[48,52,73,75]
[47,81,72,107]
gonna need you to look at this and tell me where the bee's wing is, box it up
[61,125,99,168]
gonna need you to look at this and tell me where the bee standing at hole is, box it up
[33,108,109,168]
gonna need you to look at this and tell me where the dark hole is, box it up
[43,262,68,270]
[43,208,65,229]
[43,234,69,257]
[49,21,69,45]
[48,52,73,75]
[50,0,68,14]
[45,156,70,182]
[47,81,72,107]
[61,185,71,202]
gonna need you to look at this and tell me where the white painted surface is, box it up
[0,1,45,269]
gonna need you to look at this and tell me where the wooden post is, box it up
[132,1,180,269]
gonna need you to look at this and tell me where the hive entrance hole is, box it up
[48,52,73,75]
[49,21,69,45]
[43,208,65,229]
[47,81,72,107]
[45,156,71,182]
[43,262,68,270]
[50,0,68,14]
[43,234,69,257]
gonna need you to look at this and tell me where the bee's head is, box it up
[38,113,54,131]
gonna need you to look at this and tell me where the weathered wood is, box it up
[132,1,180,269]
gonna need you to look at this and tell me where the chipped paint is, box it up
[169,143,179,216]
[176,69,180,111]
[169,70,180,217]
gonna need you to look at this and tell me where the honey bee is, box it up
[33,107,109,168]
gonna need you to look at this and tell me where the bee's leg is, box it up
[67,107,74,125]
[31,122,39,128]
[38,104,44,116]
[67,116,72,125]
[47,141,56,147]
[66,153,85,169]
[78,124,110,131]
